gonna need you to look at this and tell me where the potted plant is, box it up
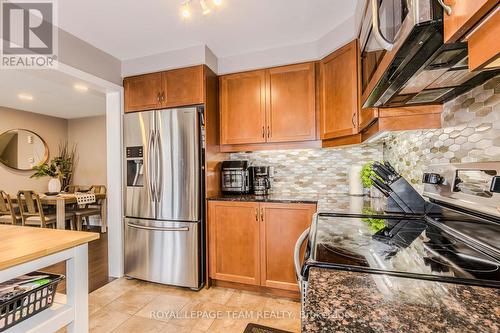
[31,142,77,193]
[360,161,383,197]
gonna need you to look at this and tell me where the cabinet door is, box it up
[162,65,204,108]
[260,203,316,291]
[124,73,162,113]
[443,0,498,43]
[468,7,500,70]
[208,201,261,285]
[267,63,316,142]
[220,71,267,145]
[319,40,359,139]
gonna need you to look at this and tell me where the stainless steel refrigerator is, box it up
[123,107,204,289]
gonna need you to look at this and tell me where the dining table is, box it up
[44,193,107,232]
[12,193,107,232]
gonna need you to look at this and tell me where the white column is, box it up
[66,244,89,333]
[106,90,124,278]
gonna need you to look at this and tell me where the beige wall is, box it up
[0,107,107,195]
[68,116,107,187]
[0,107,68,194]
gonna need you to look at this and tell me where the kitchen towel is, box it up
[75,192,96,205]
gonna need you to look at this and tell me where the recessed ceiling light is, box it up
[18,93,33,101]
[213,0,222,6]
[73,83,89,92]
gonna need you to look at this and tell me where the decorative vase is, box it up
[48,178,61,193]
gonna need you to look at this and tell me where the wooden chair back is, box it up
[17,190,47,226]
[0,190,16,224]
[90,185,106,194]
[64,185,80,193]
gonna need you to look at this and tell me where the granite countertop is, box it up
[208,193,387,214]
[303,268,500,333]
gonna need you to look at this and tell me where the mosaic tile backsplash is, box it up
[384,76,500,192]
[230,144,383,194]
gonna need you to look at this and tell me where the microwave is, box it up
[360,0,500,108]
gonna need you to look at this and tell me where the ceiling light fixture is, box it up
[200,0,211,15]
[18,93,33,101]
[73,83,89,92]
[181,1,191,18]
[180,0,223,19]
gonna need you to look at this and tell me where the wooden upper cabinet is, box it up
[162,65,204,108]
[260,203,316,291]
[468,7,500,70]
[267,63,316,142]
[124,66,205,113]
[319,39,360,140]
[208,201,261,285]
[220,70,267,145]
[124,73,162,113]
[443,0,498,43]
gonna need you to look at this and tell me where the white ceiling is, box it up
[0,69,106,119]
[58,0,359,61]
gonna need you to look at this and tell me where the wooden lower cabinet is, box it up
[260,203,316,291]
[209,201,261,285]
[208,200,316,291]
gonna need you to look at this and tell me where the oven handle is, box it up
[437,0,452,16]
[294,228,310,292]
[371,0,394,51]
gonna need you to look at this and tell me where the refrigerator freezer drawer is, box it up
[124,218,200,288]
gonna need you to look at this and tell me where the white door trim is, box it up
[57,61,124,278]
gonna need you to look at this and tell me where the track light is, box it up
[200,0,211,15]
[181,1,191,18]
[180,0,224,19]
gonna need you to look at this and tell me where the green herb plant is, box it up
[31,142,77,189]
[360,161,383,188]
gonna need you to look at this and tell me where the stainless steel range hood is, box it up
[360,0,500,109]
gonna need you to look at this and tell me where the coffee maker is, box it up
[250,166,273,196]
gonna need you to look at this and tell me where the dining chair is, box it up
[74,205,101,231]
[0,190,22,225]
[17,190,75,229]
[64,185,81,193]
[74,184,107,231]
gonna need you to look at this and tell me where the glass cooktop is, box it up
[306,212,500,287]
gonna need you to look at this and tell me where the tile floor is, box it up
[59,278,301,333]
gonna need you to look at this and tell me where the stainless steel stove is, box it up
[295,162,500,301]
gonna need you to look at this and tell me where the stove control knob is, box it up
[491,176,500,193]
[423,173,443,185]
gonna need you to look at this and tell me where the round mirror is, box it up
[0,129,49,171]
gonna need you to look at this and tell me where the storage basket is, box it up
[0,272,64,332]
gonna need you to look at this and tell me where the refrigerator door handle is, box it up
[147,130,156,201]
[127,222,189,232]
[155,129,162,203]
